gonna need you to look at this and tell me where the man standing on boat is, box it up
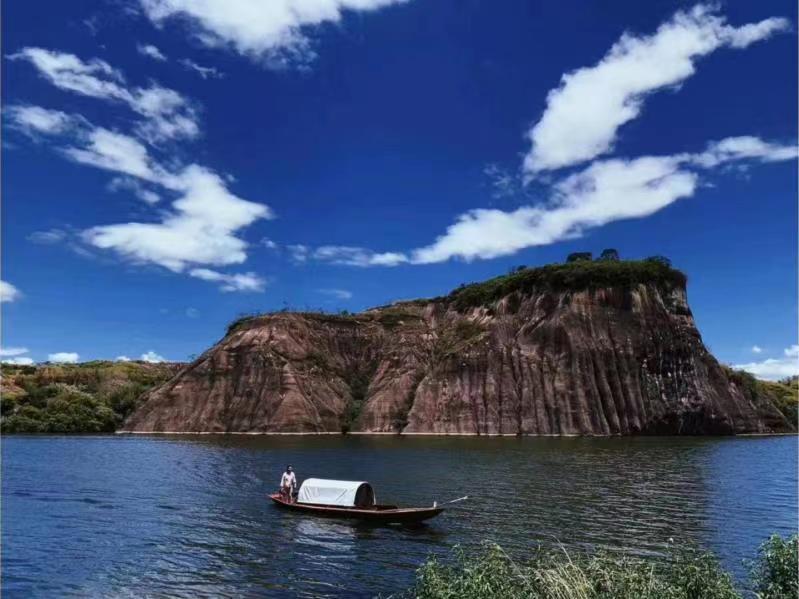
[280,465,296,503]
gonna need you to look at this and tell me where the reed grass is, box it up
[396,535,797,599]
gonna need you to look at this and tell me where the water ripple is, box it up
[2,435,796,597]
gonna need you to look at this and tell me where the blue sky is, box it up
[2,1,796,379]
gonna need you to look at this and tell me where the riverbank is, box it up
[0,361,181,433]
[397,535,798,598]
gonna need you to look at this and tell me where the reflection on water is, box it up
[2,435,796,597]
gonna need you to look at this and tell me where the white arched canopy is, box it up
[297,478,376,507]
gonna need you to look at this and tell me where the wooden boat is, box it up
[269,478,444,524]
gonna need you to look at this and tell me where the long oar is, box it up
[434,495,468,508]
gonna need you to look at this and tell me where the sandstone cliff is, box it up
[122,260,793,435]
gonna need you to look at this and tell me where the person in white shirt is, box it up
[280,465,296,502]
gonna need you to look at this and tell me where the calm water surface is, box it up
[2,435,797,597]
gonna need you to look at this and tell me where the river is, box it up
[2,434,796,597]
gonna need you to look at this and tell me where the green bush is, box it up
[448,259,686,311]
[724,368,798,424]
[1,361,176,433]
[750,535,798,599]
[398,536,798,599]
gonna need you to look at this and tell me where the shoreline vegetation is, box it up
[0,361,180,433]
[1,360,796,435]
[396,535,798,599]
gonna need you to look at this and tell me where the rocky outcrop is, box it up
[122,261,793,435]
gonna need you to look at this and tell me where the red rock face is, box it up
[122,283,792,435]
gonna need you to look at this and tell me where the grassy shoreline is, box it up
[395,535,798,598]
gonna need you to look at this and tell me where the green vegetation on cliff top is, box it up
[227,258,687,333]
[1,361,179,433]
[447,258,686,310]
[399,534,797,599]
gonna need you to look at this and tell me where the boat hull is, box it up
[269,494,443,524]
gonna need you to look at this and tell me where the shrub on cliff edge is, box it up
[449,259,687,310]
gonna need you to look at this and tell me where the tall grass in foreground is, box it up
[396,535,797,599]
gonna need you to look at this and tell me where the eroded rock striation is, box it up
[123,261,793,435]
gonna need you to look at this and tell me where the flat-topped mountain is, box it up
[122,258,794,435]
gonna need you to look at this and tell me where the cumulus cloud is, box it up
[0,280,21,303]
[751,345,763,354]
[523,5,790,176]
[188,268,266,292]
[140,350,166,363]
[137,43,167,61]
[317,288,353,300]
[138,0,408,67]
[85,163,271,272]
[116,355,132,362]
[11,47,199,141]
[734,345,799,381]
[0,347,30,357]
[48,352,79,363]
[179,58,223,79]
[2,357,35,366]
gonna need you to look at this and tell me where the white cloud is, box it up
[137,43,167,61]
[751,345,763,354]
[307,245,407,266]
[188,268,266,292]
[304,133,792,267]
[6,105,79,137]
[185,307,200,318]
[483,163,519,199]
[0,347,29,357]
[48,352,79,363]
[318,288,353,300]
[2,357,35,366]
[85,164,271,272]
[734,345,799,381]
[7,104,271,288]
[690,136,797,168]
[11,47,199,141]
[401,136,794,265]
[108,177,161,204]
[261,237,279,250]
[288,244,310,262]
[0,280,21,303]
[116,355,132,362]
[179,58,223,79]
[27,228,69,244]
[139,0,408,67]
[140,350,166,363]
[523,5,790,176]
[65,128,167,183]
